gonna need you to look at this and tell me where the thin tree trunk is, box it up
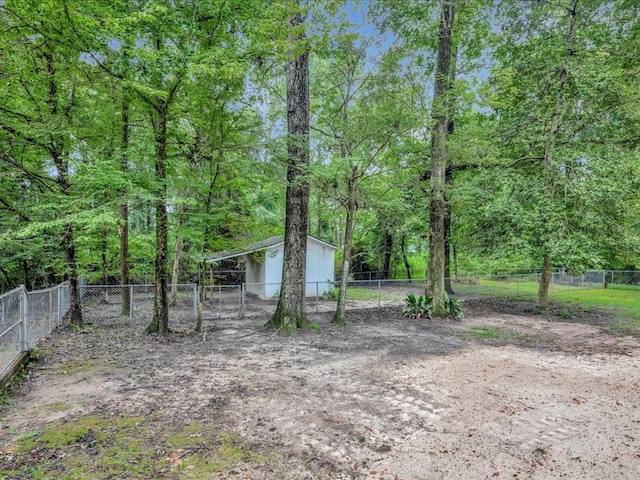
[171,143,197,304]
[63,223,83,328]
[119,87,130,315]
[147,99,169,334]
[195,263,205,332]
[332,171,358,325]
[537,0,577,310]
[426,0,455,317]
[170,189,189,306]
[401,234,412,281]
[45,48,83,327]
[268,8,310,333]
[22,249,29,291]
[169,236,183,306]
[382,222,393,279]
[444,166,455,295]
[453,242,458,280]
[102,224,109,302]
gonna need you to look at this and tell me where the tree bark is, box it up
[382,222,393,279]
[63,223,83,328]
[147,99,169,334]
[267,8,310,333]
[119,87,130,315]
[444,165,455,295]
[45,48,83,327]
[401,234,412,281]
[537,0,577,310]
[170,189,190,306]
[102,224,109,302]
[426,0,456,317]
[332,170,358,325]
[171,142,198,305]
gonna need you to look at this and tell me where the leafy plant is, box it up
[309,322,321,332]
[402,293,433,319]
[323,287,339,301]
[444,293,464,320]
[559,309,572,319]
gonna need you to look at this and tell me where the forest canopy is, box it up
[1,0,638,302]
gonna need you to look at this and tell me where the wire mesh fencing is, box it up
[1,269,634,381]
[0,282,72,379]
[0,287,25,378]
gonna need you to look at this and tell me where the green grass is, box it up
[453,278,640,333]
[2,413,268,479]
[464,325,555,345]
[345,287,399,302]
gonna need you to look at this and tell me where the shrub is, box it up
[402,293,433,319]
[444,293,464,320]
[403,292,464,320]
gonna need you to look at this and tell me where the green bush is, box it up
[402,293,433,319]
[444,293,464,320]
[403,292,464,320]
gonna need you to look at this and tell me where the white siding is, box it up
[306,240,335,296]
[244,237,335,299]
[264,246,284,299]
[245,254,266,298]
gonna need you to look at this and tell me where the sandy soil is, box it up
[1,298,639,479]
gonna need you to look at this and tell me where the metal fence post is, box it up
[20,285,28,351]
[49,288,53,332]
[129,285,134,322]
[57,284,62,326]
[241,283,245,317]
[378,280,381,307]
[218,285,222,319]
[192,284,198,319]
[316,282,319,313]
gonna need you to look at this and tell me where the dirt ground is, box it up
[1,297,640,479]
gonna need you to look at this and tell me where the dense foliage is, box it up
[1,0,638,303]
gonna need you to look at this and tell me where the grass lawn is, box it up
[453,279,640,333]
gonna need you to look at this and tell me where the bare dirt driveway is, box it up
[1,298,639,479]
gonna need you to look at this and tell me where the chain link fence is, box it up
[0,282,72,379]
[0,287,25,378]
[1,270,637,381]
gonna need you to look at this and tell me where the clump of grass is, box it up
[4,413,269,479]
[464,325,554,345]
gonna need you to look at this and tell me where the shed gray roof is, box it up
[208,235,335,263]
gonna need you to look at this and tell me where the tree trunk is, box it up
[536,0,577,310]
[267,8,310,333]
[45,48,83,327]
[444,166,455,295]
[147,99,169,334]
[119,87,130,315]
[170,180,193,305]
[332,171,358,325]
[401,234,412,281]
[195,264,205,333]
[382,222,393,279]
[22,251,29,291]
[426,0,456,317]
[63,223,83,328]
[102,224,109,302]
[169,236,183,306]
[537,255,553,309]
[170,134,200,304]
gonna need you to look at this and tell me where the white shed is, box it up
[209,235,336,299]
